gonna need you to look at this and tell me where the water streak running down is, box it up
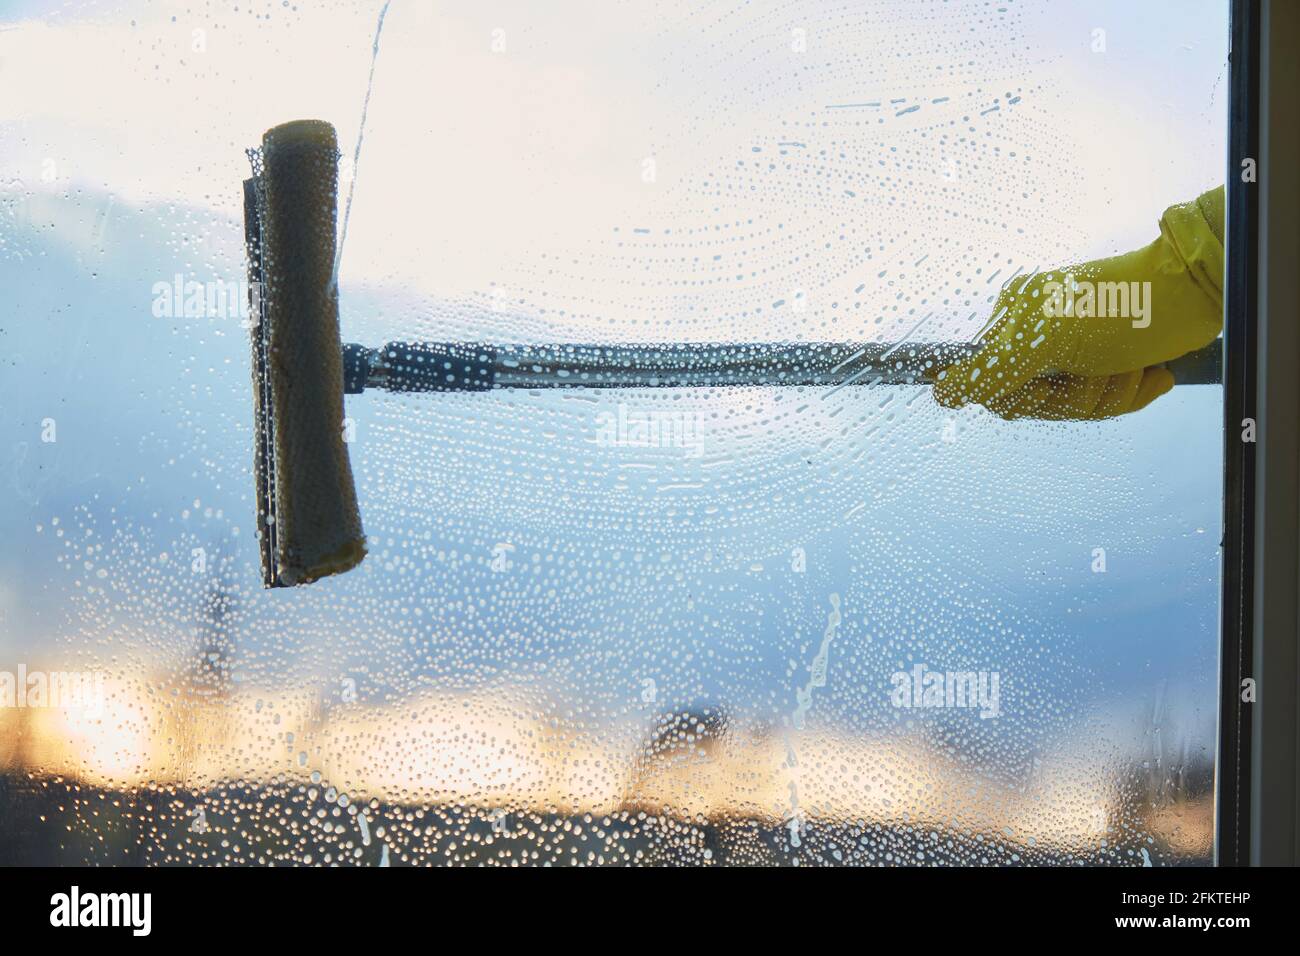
[783,594,843,853]
[333,0,392,291]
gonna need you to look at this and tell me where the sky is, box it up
[0,0,1229,862]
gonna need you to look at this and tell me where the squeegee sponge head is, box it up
[250,120,365,585]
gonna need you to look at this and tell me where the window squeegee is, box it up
[244,119,1222,588]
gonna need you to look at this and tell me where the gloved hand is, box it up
[933,186,1225,420]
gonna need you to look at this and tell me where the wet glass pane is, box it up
[1,0,1226,865]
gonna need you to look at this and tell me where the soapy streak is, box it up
[782,595,842,849]
[333,0,392,291]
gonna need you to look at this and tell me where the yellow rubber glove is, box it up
[933,186,1224,420]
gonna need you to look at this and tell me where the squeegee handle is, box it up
[343,338,1223,394]
[343,341,495,393]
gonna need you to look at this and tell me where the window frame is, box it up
[1217,0,1300,867]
